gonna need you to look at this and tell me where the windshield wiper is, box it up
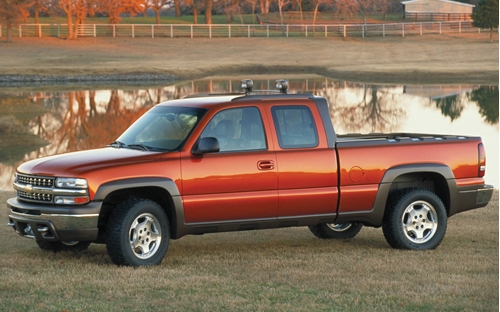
[108,140,126,148]
[127,143,153,151]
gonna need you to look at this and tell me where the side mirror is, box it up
[193,137,220,155]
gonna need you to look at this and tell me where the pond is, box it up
[0,75,498,191]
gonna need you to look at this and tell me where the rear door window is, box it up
[271,106,318,149]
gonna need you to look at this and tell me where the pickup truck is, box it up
[7,79,494,267]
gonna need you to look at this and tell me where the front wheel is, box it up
[309,222,363,239]
[106,198,170,266]
[383,188,447,250]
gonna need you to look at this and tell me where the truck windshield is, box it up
[114,106,207,151]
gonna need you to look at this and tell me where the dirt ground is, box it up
[0,32,498,84]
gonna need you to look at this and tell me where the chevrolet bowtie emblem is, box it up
[24,184,33,193]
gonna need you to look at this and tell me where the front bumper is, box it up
[7,198,101,242]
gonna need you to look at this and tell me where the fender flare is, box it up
[93,177,186,239]
[336,163,457,227]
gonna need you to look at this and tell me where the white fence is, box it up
[0,21,484,39]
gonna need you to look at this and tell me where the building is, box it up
[401,0,475,20]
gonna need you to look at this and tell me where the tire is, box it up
[36,240,91,252]
[383,188,447,250]
[106,198,170,266]
[309,222,363,239]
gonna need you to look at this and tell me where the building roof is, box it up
[401,0,475,7]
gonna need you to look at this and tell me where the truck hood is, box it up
[17,147,163,177]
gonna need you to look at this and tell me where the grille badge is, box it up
[24,184,33,193]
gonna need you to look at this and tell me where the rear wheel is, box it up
[383,188,447,250]
[309,222,363,239]
[106,198,170,266]
[36,240,91,252]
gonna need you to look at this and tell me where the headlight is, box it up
[55,177,88,189]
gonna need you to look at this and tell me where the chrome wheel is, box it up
[129,213,162,260]
[326,223,354,232]
[402,200,438,244]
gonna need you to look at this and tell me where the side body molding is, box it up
[335,163,456,227]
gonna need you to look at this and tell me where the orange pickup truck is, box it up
[7,79,493,266]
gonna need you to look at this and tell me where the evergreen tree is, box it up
[472,0,499,42]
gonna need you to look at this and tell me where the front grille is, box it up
[16,174,55,204]
[17,175,54,187]
[17,190,53,202]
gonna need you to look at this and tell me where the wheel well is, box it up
[388,172,450,214]
[97,186,175,242]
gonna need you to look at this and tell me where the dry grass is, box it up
[0,33,498,84]
[0,190,497,311]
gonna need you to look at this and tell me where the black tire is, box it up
[106,198,170,266]
[383,188,447,250]
[309,222,363,239]
[36,240,91,252]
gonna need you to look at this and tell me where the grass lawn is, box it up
[0,191,498,311]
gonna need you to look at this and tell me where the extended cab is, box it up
[7,79,494,266]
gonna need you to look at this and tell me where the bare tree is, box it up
[310,0,329,25]
[147,0,172,24]
[0,0,30,42]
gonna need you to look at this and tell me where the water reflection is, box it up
[0,77,498,191]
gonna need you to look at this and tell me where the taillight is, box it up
[478,143,486,177]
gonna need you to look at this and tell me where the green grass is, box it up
[1,191,498,311]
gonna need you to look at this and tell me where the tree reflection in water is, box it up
[0,77,498,191]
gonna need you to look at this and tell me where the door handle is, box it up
[257,160,275,170]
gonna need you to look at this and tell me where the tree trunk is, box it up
[205,0,212,24]
[313,4,319,25]
[174,0,181,17]
[193,8,198,24]
[155,9,161,24]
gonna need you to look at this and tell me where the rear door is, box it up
[268,101,339,218]
[180,105,278,223]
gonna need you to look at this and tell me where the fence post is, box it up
[267,25,269,37]
[286,24,289,37]
[39,24,42,37]
[305,25,308,37]
[459,21,461,33]
[383,24,385,37]
[19,25,22,37]
[229,25,231,38]
[58,24,60,38]
[343,25,346,38]
[132,24,135,38]
[152,25,154,38]
[94,24,96,37]
[170,25,173,38]
[113,25,116,37]
[0,25,2,37]
[325,25,327,37]
[248,25,250,38]
[402,23,404,37]
[420,23,422,35]
[190,25,193,38]
[209,24,212,38]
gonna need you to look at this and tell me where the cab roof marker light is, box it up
[275,79,288,94]
[241,79,253,94]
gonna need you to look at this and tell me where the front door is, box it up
[181,106,278,223]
